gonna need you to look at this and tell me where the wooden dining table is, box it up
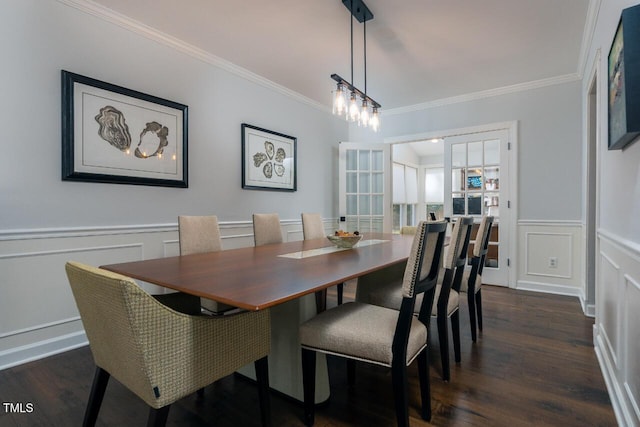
[101,232,416,403]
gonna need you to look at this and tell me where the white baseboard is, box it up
[0,331,88,371]
[583,301,596,318]
[594,328,633,426]
[515,280,583,298]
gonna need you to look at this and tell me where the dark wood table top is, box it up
[101,233,414,311]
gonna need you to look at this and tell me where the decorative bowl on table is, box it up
[327,232,362,248]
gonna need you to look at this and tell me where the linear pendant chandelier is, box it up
[331,0,381,132]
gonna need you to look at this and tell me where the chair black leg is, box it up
[417,350,431,421]
[83,367,110,427]
[476,290,483,331]
[337,282,344,305]
[451,311,461,363]
[254,356,271,427]
[301,349,316,426]
[147,405,170,427]
[437,314,450,381]
[314,289,327,313]
[468,290,478,342]
[391,360,410,427]
[347,359,356,387]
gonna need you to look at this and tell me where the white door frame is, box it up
[385,121,518,288]
[583,49,601,317]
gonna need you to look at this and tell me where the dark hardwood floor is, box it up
[0,285,616,426]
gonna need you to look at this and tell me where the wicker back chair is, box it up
[65,261,271,427]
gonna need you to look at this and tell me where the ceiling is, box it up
[90,0,591,114]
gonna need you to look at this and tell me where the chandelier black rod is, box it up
[363,18,367,96]
[350,0,354,87]
[331,73,381,109]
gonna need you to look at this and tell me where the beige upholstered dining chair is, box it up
[253,213,283,246]
[65,261,271,427]
[431,216,473,381]
[400,225,417,235]
[178,215,234,315]
[461,215,494,342]
[357,217,474,382]
[301,213,325,240]
[179,215,223,254]
[301,213,335,311]
[299,220,447,427]
[301,212,345,309]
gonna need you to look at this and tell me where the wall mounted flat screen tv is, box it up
[467,176,482,189]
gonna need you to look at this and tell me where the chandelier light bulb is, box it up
[333,83,347,115]
[370,107,380,132]
[349,92,360,122]
[360,98,370,127]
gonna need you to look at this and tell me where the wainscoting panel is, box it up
[0,218,333,370]
[525,232,573,278]
[0,243,143,333]
[598,252,621,370]
[517,221,584,298]
[595,231,640,426]
[624,274,640,422]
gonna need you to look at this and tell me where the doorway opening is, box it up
[387,122,517,287]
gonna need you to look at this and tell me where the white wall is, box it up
[351,79,586,297]
[350,80,584,221]
[585,1,640,425]
[0,0,347,230]
[391,143,420,166]
[0,0,346,368]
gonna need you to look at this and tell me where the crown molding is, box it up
[577,0,602,79]
[384,73,581,116]
[57,0,588,118]
[56,0,329,113]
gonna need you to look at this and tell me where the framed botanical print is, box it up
[242,124,297,191]
[61,70,188,187]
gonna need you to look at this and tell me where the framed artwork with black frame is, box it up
[608,4,640,150]
[61,70,188,187]
[242,123,297,191]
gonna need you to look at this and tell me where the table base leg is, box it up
[237,293,330,403]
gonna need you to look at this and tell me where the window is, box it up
[392,163,418,233]
[425,167,444,220]
[451,140,499,218]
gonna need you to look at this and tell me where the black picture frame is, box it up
[241,123,297,191]
[608,4,640,150]
[61,70,188,187]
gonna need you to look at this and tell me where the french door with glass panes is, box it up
[444,130,510,286]
[338,142,391,234]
